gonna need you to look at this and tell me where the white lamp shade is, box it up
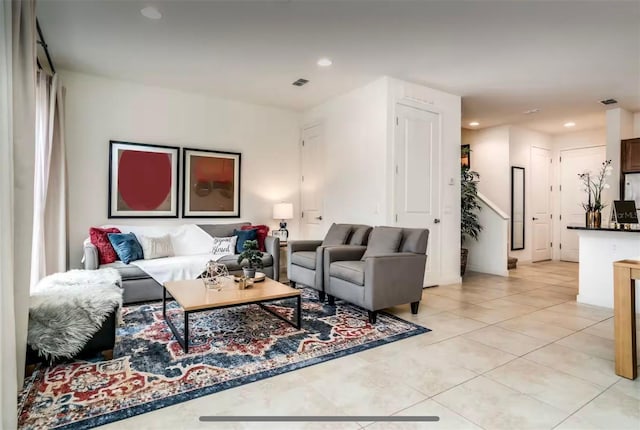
[273,202,294,220]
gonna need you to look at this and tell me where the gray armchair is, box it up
[324,227,429,324]
[287,223,372,301]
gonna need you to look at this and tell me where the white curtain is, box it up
[3,0,37,428]
[31,71,68,288]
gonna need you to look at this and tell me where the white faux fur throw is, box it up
[28,269,123,361]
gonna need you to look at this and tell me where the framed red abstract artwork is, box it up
[108,141,180,218]
[182,148,241,218]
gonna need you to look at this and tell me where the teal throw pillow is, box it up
[107,232,144,264]
[233,229,257,254]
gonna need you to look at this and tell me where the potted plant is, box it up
[237,239,263,278]
[460,147,482,276]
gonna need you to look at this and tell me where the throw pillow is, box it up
[234,228,258,254]
[362,227,403,259]
[241,224,270,251]
[211,236,237,258]
[89,227,121,264]
[107,233,144,264]
[138,234,174,260]
[322,223,353,246]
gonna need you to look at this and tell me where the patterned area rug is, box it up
[18,288,429,429]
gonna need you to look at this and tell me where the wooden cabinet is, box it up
[622,138,640,173]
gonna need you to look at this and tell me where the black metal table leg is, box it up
[184,311,190,353]
[162,286,167,317]
[258,294,303,330]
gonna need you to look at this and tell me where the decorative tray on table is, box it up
[233,272,266,283]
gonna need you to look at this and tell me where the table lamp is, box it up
[273,202,293,240]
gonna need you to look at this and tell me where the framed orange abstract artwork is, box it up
[182,148,241,218]
[108,141,180,218]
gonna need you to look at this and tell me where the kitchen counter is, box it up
[567,226,640,233]
[569,226,640,309]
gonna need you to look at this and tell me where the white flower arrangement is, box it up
[578,160,613,212]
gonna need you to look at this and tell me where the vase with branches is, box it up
[578,160,612,228]
[460,146,483,275]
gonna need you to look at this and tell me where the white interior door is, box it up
[560,146,606,261]
[531,147,552,262]
[395,104,441,286]
[300,125,324,240]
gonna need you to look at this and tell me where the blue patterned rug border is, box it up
[49,309,430,430]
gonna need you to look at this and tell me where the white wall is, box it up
[301,78,389,230]
[464,126,510,213]
[466,193,509,277]
[606,108,635,199]
[633,112,640,137]
[509,126,552,262]
[62,71,301,267]
[301,76,462,286]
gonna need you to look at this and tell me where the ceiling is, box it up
[37,0,640,135]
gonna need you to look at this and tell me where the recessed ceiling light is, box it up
[141,6,162,20]
[469,121,480,127]
[564,121,576,128]
[317,58,333,67]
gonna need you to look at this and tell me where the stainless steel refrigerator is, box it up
[624,173,640,209]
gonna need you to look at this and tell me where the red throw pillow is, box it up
[89,227,121,264]
[241,224,269,252]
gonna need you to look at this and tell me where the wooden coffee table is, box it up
[162,277,302,353]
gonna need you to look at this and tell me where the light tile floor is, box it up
[99,261,640,429]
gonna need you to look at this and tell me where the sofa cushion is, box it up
[217,253,273,272]
[107,233,144,264]
[322,223,352,246]
[290,251,316,270]
[362,227,403,259]
[330,261,365,286]
[138,234,174,259]
[90,227,121,264]
[241,225,269,252]
[399,228,429,254]
[348,225,373,245]
[198,223,251,239]
[101,261,149,281]
[234,228,258,253]
[211,236,237,258]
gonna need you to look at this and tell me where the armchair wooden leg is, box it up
[318,291,326,302]
[411,301,420,314]
[368,311,378,324]
[327,295,336,306]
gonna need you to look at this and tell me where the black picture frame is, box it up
[461,144,471,168]
[182,147,241,218]
[108,140,180,218]
[612,200,639,224]
[511,166,525,251]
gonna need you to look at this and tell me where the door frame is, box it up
[299,121,325,240]
[392,100,444,286]
[530,145,552,262]
[557,145,607,262]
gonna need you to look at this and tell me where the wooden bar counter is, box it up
[613,259,639,379]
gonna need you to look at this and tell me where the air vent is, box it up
[600,98,618,105]
[292,78,309,87]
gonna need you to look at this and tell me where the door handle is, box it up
[532,217,539,220]
[316,216,323,220]
[434,218,441,224]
